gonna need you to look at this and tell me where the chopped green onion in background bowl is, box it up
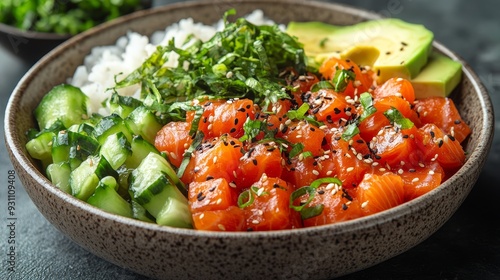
[0,0,152,63]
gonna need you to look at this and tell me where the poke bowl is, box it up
[4,0,494,279]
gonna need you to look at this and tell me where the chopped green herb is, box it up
[341,122,360,140]
[310,80,334,92]
[384,107,414,129]
[332,69,355,92]
[359,92,377,121]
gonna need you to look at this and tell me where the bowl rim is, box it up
[4,0,495,239]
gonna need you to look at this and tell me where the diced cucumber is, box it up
[68,130,100,170]
[52,131,70,164]
[125,135,159,169]
[87,176,133,218]
[116,166,132,200]
[34,84,89,130]
[70,155,116,201]
[125,106,163,143]
[93,114,133,145]
[26,131,55,162]
[131,199,155,223]
[77,122,96,136]
[100,132,132,170]
[109,92,143,118]
[129,153,192,228]
[46,161,71,194]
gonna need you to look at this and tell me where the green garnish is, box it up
[237,189,255,208]
[359,92,377,121]
[176,131,204,178]
[310,80,335,92]
[290,186,317,212]
[0,0,148,35]
[287,103,310,120]
[332,69,355,92]
[341,122,360,140]
[310,177,342,189]
[289,143,304,158]
[384,107,414,129]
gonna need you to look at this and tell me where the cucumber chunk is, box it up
[125,135,159,169]
[26,131,55,163]
[93,114,133,145]
[68,130,100,170]
[129,153,192,228]
[87,176,133,218]
[46,161,71,194]
[70,155,116,201]
[34,84,89,129]
[125,106,163,143]
[51,131,70,164]
[109,92,143,119]
[100,132,132,170]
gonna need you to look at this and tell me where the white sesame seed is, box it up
[398,169,404,174]
[170,152,178,160]
[419,162,425,168]
[207,124,213,130]
[257,209,264,215]
[400,161,405,166]
[312,170,320,176]
[325,183,335,190]
[216,198,222,205]
[208,116,214,123]
[357,153,363,161]
[412,178,419,183]
[218,224,226,231]
[213,156,218,164]
[346,167,354,172]
[326,170,333,176]
[372,162,379,166]
[379,168,386,172]
[429,170,435,175]
[229,182,237,188]
[252,219,260,225]
[285,119,292,126]
[200,213,205,219]
[361,201,369,208]
[396,78,403,82]
[345,153,352,158]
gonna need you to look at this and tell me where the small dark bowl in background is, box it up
[0,22,71,64]
[0,0,152,64]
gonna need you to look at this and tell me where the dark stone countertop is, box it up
[0,0,498,279]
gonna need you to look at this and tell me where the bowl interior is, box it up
[4,1,494,279]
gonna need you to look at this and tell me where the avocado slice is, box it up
[411,52,462,98]
[286,19,434,83]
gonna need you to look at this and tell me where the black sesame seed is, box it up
[252,159,258,165]
[230,128,236,133]
[234,119,239,125]
[448,135,456,141]
[356,139,364,144]
[318,190,325,195]
[342,203,348,210]
[430,131,435,138]
[206,176,214,181]
[334,108,341,114]
[238,108,246,112]
[454,119,461,124]
[409,169,416,173]
[246,104,251,109]
[438,140,444,148]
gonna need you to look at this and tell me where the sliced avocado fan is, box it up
[286,19,434,83]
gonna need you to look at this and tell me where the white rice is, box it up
[68,10,280,116]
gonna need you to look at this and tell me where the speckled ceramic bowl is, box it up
[4,1,494,279]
